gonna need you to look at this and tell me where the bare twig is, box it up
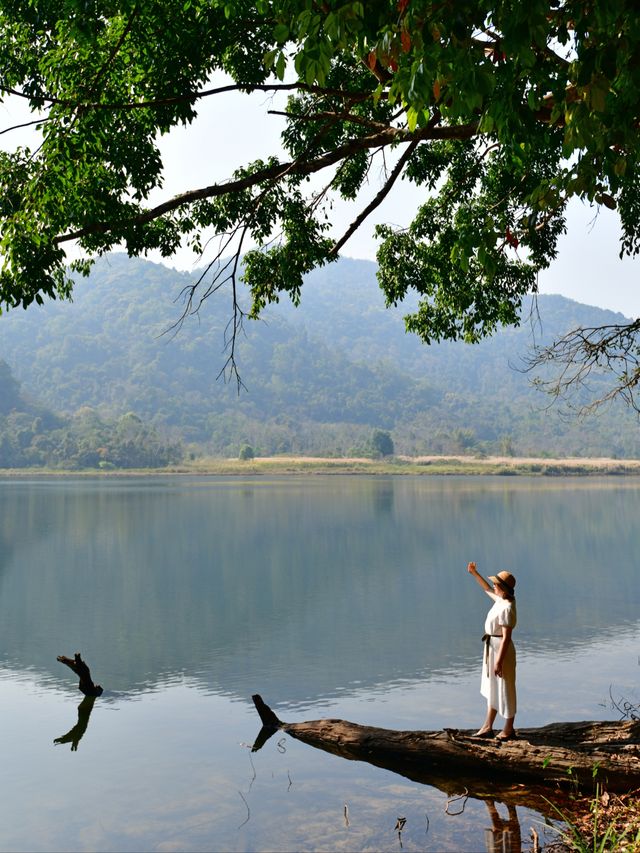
[530,825,540,852]
[525,320,640,413]
[0,116,51,135]
[445,788,469,816]
[609,686,640,721]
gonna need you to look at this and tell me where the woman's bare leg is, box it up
[496,716,515,738]
[474,706,497,736]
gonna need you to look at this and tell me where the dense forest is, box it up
[0,253,638,465]
[0,359,181,469]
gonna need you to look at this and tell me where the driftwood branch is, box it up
[57,653,103,696]
[251,695,640,798]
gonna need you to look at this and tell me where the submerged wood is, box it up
[57,653,103,696]
[251,695,640,796]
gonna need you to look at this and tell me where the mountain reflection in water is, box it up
[0,475,638,706]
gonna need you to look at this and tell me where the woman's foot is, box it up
[495,731,517,741]
[471,728,494,738]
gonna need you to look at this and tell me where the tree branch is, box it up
[0,116,51,135]
[329,139,419,257]
[0,80,379,112]
[267,108,392,133]
[87,5,140,98]
[55,120,479,244]
[526,320,640,413]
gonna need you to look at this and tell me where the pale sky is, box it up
[2,83,638,318]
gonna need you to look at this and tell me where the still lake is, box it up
[1,474,639,852]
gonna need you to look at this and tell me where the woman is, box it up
[467,561,517,740]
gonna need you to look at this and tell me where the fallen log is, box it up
[57,653,103,696]
[251,695,640,797]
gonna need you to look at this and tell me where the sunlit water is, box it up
[1,475,639,852]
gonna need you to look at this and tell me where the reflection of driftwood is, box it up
[54,695,96,751]
[57,653,103,696]
[251,695,640,797]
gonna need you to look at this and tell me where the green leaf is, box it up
[274,23,290,43]
[406,105,419,132]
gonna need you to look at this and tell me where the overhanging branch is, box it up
[55,120,479,245]
[1,80,378,112]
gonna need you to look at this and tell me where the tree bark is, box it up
[251,695,640,796]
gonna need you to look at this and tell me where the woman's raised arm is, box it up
[467,561,491,592]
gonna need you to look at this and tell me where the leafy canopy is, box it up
[1,0,639,392]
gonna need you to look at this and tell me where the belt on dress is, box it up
[482,633,503,677]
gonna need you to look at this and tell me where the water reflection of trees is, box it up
[1,478,639,701]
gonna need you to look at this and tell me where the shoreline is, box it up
[2,455,640,477]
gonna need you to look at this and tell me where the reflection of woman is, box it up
[483,800,521,853]
[467,562,517,740]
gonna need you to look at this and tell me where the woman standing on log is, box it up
[467,562,517,741]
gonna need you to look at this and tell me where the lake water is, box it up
[1,475,639,852]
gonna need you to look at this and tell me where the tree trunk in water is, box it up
[57,653,103,696]
[251,695,640,796]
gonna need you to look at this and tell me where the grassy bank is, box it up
[2,455,640,477]
[166,454,640,476]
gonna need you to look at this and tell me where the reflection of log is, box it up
[54,695,96,751]
[57,653,103,696]
[251,695,640,795]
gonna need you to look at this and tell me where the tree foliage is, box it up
[0,357,182,468]
[370,428,394,456]
[0,1,639,398]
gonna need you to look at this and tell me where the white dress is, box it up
[481,590,517,718]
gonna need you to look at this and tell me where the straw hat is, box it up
[488,571,516,593]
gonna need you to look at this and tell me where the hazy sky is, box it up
[3,83,638,318]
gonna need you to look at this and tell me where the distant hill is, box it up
[0,359,25,415]
[0,356,180,469]
[0,253,637,458]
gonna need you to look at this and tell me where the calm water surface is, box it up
[1,475,639,852]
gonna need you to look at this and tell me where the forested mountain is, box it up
[0,357,181,469]
[0,253,638,459]
[0,360,25,415]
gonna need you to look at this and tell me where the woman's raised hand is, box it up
[467,561,477,573]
